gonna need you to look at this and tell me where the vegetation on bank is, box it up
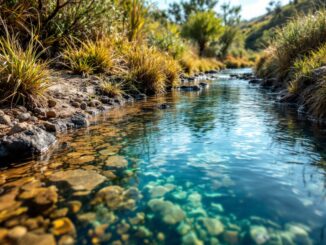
[244,0,326,50]
[0,0,253,109]
[255,9,326,120]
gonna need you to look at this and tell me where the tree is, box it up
[168,0,219,23]
[182,11,224,56]
[266,0,282,14]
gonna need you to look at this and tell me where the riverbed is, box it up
[1,69,326,245]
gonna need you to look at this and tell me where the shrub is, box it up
[0,0,120,48]
[162,57,182,88]
[100,80,125,98]
[63,39,117,76]
[272,10,326,81]
[123,46,166,95]
[0,35,50,106]
[182,11,224,56]
[147,22,185,59]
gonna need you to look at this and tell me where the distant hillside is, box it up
[243,0,325,51]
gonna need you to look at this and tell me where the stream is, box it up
[1,69,326,245]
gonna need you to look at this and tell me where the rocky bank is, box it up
[0,70,218,162]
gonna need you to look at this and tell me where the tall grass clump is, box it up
[122,45,182,95]
[0,35,50,106]
[256,10,326,120]
[270,10,326,82]
[63,39,117,76]
[289,43,326,94]
[99,79,125,98]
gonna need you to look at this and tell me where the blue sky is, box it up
[154,0,290,20]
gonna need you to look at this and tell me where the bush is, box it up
[147,22,185,59]
[0,35,50,106]
[63,39,117,76]
[0,0,120,49]
[272,10,326,81]
[182,11,224,56]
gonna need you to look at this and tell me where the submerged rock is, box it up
[19,233,56,245]
[49,170,106,192]
[0,126,56,159]
[182,232,203,245]
[52,218,76,236]
[148,199,185,225]
[250,226,270,245]
[105,156,128,169]
[201,218,224,236]
[93,186,124,210]
[149,186,171,198]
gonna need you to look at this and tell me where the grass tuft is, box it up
[100,79,125,98]
[63,39,117,76]
[0,35,50,106]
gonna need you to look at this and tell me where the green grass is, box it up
[273,10,326,81]
[289,43,326,94]
[0,34,50,106]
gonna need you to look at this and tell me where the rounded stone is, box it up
[8,226,27,240]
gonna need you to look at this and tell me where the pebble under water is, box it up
[1,69,326,245]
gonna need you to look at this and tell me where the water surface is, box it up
[2,69,326,245]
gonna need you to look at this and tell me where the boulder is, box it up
[0,127,56,159]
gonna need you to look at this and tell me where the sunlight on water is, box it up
[1,69,326,244]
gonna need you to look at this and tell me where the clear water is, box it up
[2,69,326,244]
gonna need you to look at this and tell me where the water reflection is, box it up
[1,69,326,244]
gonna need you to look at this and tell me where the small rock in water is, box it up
[105,155,128,169]
[136,226,152,238]
[93,185,124,210]
[223,230,239,245]
[182,232,203,245]
[19,233,56,245]
[250,226,270,245]
[7,226,27,240]
[68,201,82,213]
[58,235,75,245]
[148,199,185,225]
[49,170,106,192]
[149,186,170,198]
[188,192,202,207]
[201,218,224,236]
[52,218,76,236]
[177,223,192,235]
